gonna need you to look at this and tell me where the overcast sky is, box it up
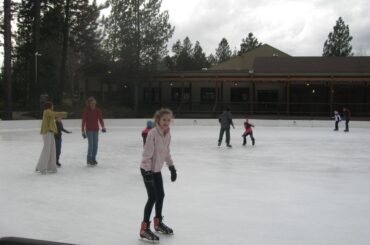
[153,0,369,56]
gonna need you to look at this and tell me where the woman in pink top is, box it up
[139,108,177,242]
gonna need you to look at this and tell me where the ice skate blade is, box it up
[155,230,174,235]
[139,237,159,243]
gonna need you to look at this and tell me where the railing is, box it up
[138,101,370,118]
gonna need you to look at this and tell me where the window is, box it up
[201,88,216,102]
[171,88,190,102]
[231,88,249,102]
[143,87,160,103]
[257,90,278,102]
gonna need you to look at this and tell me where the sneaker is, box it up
[56,162,62,167]
[226,144,232,148]
[92,160,98,165]
[87,160,94,166]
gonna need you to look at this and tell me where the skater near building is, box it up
[35,102,67,174]
[141,120,153,145]
[333,110,341,131]
[218,107,235,147]
[139,108,177,242]
[242,118,255,146]
[55,117,72,167]
[343,107,351,132]
[81,97,106,166]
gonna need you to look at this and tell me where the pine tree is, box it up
[215,38,231,64]
[323,17,353,57]
[239,32,262,55]
[104,0,174,113]
[2,0,13,119]
[105,0,174,71]
[207,54,217,66]
[193,41,209,70]
[175,37,193,70]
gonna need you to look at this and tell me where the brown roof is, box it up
[209,44,290,71]
[253,57,370,74]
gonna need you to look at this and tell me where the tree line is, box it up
[1,0,354,119]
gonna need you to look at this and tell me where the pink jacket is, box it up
[141,127,174,172]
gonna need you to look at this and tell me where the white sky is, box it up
[99,0,370,56]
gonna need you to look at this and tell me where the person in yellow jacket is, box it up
[35,102,67,174]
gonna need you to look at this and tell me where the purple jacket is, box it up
[141,127,174,172]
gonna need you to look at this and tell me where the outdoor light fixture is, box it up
[170,82,173,86]
[306,82,310,86]
[312,89,315,94]
[234,82,238,86]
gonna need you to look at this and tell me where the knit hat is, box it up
[146,120,153,128]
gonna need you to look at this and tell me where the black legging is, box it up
[141,168,165,223]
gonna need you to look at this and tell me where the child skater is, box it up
[333,110,341,131]
[55,117,72,167]
[242,118,255,146]
[35,102,67,174]
[139,108,177,242]
[141,120,153,145]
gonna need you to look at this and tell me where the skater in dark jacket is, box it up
[343,107,351,132]
[55,117,72,167]
[139,108,177,242]
[242,118,255,146]
[141,120,153,145]
[218,108,234,147]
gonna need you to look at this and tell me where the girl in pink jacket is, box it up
[242,118,255,146]
[139,108,177,242]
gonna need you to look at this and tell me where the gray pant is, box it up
[218,127,230,145]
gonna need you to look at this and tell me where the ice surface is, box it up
[1,119,370,245]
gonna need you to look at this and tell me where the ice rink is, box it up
[1,118,370,245]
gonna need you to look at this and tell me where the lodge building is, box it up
[81,44,370,117]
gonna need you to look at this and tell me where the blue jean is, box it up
[86,131,99,161]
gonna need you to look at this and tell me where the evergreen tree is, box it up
[323,17,353,57]
[166,37,209,71]
[215,38,231,64]
[105,0,174,71]
[175,37,193,70]
[2,0,13,119]
[207,54,217,66]
[104,0,174,112]
[193,41,209,70]
[239,32,262,55]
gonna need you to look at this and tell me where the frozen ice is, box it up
[1,119,370,245]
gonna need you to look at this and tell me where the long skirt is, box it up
[35,132,57,173]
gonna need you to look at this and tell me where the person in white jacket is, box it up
[139,108,177,242]
[333,110,341,131]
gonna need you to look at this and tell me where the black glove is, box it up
[169,165,177,182]
[102,128,106,133]
[143,170,153,183]
[82,132,87,139]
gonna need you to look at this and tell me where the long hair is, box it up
[153,108,173,126]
